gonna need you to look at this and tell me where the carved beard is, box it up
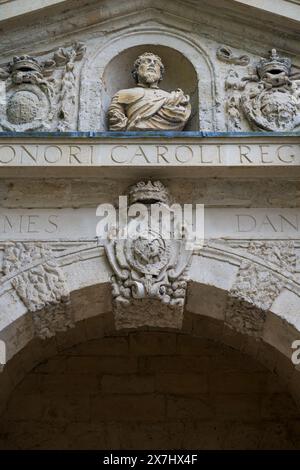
[139,70,161,85]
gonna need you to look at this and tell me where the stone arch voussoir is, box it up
[0,241,300,411]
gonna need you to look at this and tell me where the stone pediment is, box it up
[1,0,300,53]
[0,1,299,134]
[0,2,299,135]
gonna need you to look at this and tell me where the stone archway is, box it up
[0,241,299,390]
[0,239,300,448]
[0,0,299,454]
[0,320,300,450]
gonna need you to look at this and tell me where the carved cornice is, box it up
[0,0,300,62]
[0,135,299,178]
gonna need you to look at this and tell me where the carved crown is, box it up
[11,55,42,74]
[128,180,170,205]
[257,49,292,78]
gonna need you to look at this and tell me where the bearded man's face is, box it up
[137,55,162,85]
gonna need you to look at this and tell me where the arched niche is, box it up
[78,28,216,131]
[101,45,198,131]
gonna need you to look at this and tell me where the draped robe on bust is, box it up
[108,86,191,131]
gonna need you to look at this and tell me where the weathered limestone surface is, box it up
[0,0,299,450]
[1,0,300,132]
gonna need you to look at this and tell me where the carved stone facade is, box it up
[0,7,298,133]
[0,0,298,346]
[0,0,299,451]
[2,43,299,133]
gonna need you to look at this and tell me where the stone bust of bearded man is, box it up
[107,52,191,131]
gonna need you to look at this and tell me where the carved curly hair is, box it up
[132,52,165,83]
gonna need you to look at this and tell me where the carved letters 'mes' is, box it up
[104,181,192,330]
[2,242,74,339]
[225,241,296,336]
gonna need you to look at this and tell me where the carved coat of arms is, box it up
[0,43,85,132]
[225,49,300,132]
[104,181,193,329]
[0,55,54,131]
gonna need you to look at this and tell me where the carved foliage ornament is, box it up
[104,181,192,329]
[225,49,300,132]
[225,241,296,336]
[0,43,85,132]
[3,242,74,339]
